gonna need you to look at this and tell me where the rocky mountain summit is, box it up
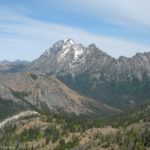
[30,38,150,81]
[29,38,150,109]
[29,38,111,76]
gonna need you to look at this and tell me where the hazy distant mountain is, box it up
[29,38,150,110]
[0,60,29,72]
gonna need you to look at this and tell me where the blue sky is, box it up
[0,0,150,61]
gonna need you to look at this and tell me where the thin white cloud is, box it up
[0,6,150,61]
[61,0,150,31]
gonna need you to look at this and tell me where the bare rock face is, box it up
[29,38,110,76]
[29,38,150,81]
[29,38,150,110]
[0,72,118,117]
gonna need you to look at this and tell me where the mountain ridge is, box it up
[0,72,118,119]
[27,38,150,110]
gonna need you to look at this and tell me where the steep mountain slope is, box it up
[0,84,33,121]
[29,38,150,109]
[0,72,118,118]
[0,96,32,122]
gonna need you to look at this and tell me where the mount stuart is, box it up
[28,38,150,110]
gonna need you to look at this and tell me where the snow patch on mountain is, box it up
[74,46,84,60]
[60,48,70,58]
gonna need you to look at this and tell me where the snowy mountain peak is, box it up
[60,38,84,60]
[63,37,75,45]
[45,38,76,55]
